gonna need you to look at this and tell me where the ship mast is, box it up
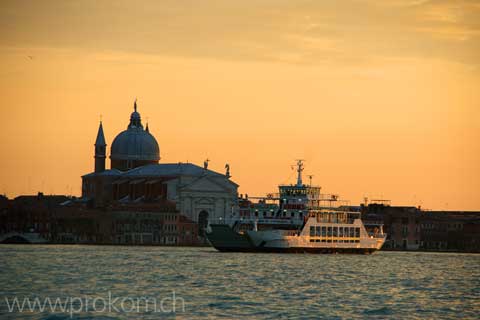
[295,159,304,186]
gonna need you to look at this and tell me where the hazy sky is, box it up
[1,0,479,210]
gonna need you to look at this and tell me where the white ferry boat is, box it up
[206,160,386,254]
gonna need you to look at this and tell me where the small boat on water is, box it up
[206,160,386,254]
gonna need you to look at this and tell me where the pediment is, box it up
[181,176,231,193]
[196,198,214,205]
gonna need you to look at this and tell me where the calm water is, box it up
[0,245,478,319]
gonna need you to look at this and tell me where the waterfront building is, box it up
[363,204,422,250]
[81,101,239,229]
[0,101,238,245]
[362,203,480,252]
[0,192,199,245]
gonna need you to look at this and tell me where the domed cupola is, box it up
[129,104,142,129]
[110,100,160,171]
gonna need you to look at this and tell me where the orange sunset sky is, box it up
[0,0,479,210]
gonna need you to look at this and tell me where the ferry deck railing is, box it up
[209,217,303,226]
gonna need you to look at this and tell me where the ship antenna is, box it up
[295,159,305,186]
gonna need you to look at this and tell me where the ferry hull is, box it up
[217,246,377,254]
[206,224,255,252]
[207,224,383,254]
[257,248,377,254]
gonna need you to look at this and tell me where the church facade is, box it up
[81,101,239,228]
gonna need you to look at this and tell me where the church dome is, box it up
[111,129,160,161]
[110,101,160,170]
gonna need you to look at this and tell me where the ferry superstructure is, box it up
[206,160,386,253]
[246,209,385,253]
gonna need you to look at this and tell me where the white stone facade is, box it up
[165,174,238,222]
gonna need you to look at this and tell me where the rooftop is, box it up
[83,162,233,181]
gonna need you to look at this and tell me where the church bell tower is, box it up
[94,121,107,173]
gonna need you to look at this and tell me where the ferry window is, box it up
[316,226,321,236]
[327,227,332,237]
[322,226,327,237]
[349,228,354,237]
[291,212,295,218]
[339,227,344,237]
[333,227,337,237]
[310,226,315,236]
[355,228,360,238]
